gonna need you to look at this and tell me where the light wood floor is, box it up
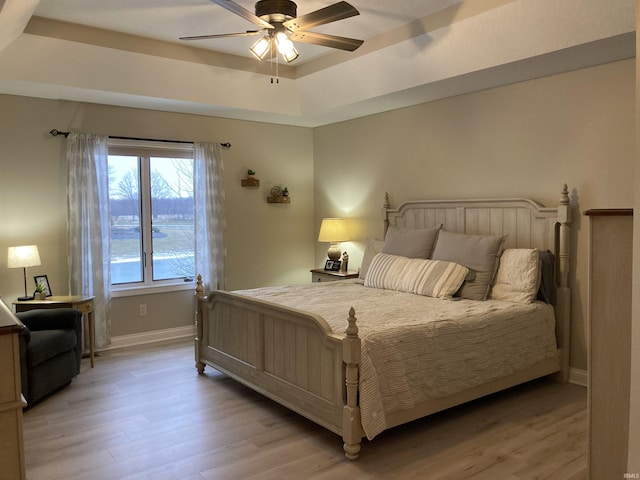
[23,339,587,480]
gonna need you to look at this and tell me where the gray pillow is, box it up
[431,230,506,300]
[537,249,556,304]
[381,225,441,259]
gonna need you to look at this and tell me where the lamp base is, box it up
[327,243,342,261]
[17,296,34,301]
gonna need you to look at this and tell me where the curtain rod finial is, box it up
[49,129,70,138]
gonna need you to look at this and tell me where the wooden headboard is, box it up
[382,184,572,382]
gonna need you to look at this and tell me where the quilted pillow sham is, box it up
[489,248,539,303]
[364,253,469,299]
[431,230,506,301]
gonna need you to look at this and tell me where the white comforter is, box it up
[234,280,557,439]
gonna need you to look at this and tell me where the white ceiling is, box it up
[0,0,635,127]
[32,0,463,64]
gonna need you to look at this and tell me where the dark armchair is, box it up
[17,308,83,406]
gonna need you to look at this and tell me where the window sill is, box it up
[111,282,195,298]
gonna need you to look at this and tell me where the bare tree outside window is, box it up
[108,153,195,286]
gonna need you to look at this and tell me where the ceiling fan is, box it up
[179,0,364,63]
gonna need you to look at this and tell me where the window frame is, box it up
[108,139,196,297]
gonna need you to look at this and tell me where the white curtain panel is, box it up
[194,142,226,292]
[67,133,112,349]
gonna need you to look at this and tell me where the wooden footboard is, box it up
[194,277,364,457]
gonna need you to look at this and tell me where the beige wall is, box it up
[0,58,634,367]
[313,59,636,372]
[0,94,314,337]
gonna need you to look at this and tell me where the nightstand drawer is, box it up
[312,273,336,282]
[311,269,359,283]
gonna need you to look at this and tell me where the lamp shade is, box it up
[318,218,349,262]
[250,36,271,60]
[7,245,41,268]
[318,218,350,242]
[275,31,299,62]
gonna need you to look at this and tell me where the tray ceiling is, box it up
[0,0,635,126]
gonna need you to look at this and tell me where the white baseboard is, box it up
[569,367,587,387]
[105,325,194,351]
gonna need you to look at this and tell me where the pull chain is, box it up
[270,37,279,84]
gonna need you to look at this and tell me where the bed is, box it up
[194,185,572,460]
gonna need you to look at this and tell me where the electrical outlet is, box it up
[139,304,147,316]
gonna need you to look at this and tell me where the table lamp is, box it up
[7,245,41,301]
[318,218,350,261]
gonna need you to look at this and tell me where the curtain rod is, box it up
[49,129,231,149]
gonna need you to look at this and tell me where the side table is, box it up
[310,268,359,283]
[14,296,96,368]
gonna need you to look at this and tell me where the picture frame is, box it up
[324,260,342,271]
[34,275,52,297]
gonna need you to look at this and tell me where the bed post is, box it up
[383,192,391,237]
[342,307,363,460]
[555,184,572,383]
[194,274,206,374]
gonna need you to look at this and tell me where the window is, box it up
[108,140,195,290]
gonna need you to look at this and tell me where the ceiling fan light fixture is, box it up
[187,0,363,70]
[281,45,299,62]
[275,31,299,62]
[249,36,271,60]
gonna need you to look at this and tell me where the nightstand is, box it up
[310,269,359,283]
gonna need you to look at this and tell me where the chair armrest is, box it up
[16,308,83,332]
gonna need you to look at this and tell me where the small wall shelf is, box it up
[241,178,260,187]
[267,195,290,204]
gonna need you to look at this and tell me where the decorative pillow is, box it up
[537,249,556,304]
[490,248,539,303]
[381,225,442,259]
[364,253,469,299]
[358,239,385,280]
[431,230,506,300]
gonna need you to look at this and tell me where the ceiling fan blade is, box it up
[283,1,359,32]
[180,30,263,41]
[209,0,274,29]
[289,30,363,51]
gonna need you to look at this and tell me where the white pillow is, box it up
[490,248,539,303]
[364,253,469,300]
